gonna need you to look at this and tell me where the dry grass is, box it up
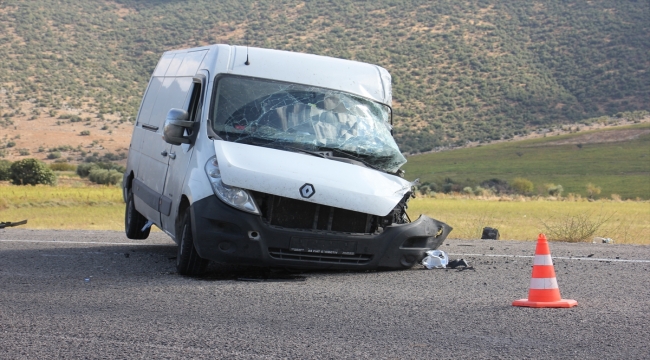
[0,183,122,206]
[0,183,124,230]
[1,205,125,230]
[408,197,650,244]
[2,184,648,244]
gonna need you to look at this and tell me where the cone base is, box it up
[512,298,578,308]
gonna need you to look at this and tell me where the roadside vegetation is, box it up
[0,158,125,186]
[1,181,647,244]
[408,196,649,245]
[405,123,650,200]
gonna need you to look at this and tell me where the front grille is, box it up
[252,191,377,234]
[268,248,373,264]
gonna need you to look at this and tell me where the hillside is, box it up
[0,0,648,159]
[402,123,650,200]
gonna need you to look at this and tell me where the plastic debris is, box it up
[593,237,614,244]
[421,250,448,269]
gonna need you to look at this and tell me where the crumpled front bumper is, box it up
[190,195,452,270]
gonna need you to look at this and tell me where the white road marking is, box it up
[448,253,650,263]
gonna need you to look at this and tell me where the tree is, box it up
[545,183,564,197]
[10,158,57,186]
[511,177,534,195]
[0,160,12,181]
[586,183,601,199]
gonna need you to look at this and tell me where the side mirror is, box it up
[163,108,195,145]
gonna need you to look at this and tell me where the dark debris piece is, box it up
[448,259,473,270]
[0,220,28,229]
[481,227,500,240]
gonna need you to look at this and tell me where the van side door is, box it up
[160,73,207,236]
[134,75,194,226]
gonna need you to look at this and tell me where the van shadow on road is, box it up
[0,242,352,283]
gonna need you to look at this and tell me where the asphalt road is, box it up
[1,229,649,359]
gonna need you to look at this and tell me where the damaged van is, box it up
[123,45,452,275]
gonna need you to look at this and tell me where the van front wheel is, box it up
[125,191,150,239]
[176,211,209,276]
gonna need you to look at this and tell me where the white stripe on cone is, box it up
[530,278,559,289]
[533,254,553,266]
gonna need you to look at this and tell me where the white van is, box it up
[123,45,452,275]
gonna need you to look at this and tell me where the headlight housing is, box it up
[204,156,260,215]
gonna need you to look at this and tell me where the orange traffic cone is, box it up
[513,234,577,308]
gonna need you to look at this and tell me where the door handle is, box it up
[169,152,176,160]
[161,150,168,157]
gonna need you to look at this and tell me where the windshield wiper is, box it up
[322,148,382,172]
[281,145,329,158]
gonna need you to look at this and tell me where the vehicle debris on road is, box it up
[481,227,500,240]
[447,259,470,269]
[0,220,27,229]
[421,250,448,269]
[594,237,614,244]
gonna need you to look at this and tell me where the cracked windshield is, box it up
[211,76,407,173]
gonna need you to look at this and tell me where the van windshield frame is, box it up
[209,75,406,173]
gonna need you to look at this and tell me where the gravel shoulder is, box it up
[1,229,649,359]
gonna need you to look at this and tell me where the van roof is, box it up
[160,45,392,105]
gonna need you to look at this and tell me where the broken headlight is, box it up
[204,156,260,215]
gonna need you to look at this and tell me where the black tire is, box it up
[125,191,150,239]
[176,210,209,276]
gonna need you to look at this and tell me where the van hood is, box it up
[214,141,411,217]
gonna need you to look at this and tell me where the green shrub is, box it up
[586,183,602,199]
[96,162,126,173]
[88,168,123,185]
[546,184,564,197]
[49,162,77,171]
[77,162,125,177]
[0,159,12,181]
[80,130,90,136]
[76,163,100,177]
[511,177,534,195]
[10,158,57,186]
[47,151,62,159]
[18,148,30,156]
[102,152,120,161]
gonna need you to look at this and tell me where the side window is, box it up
[136,77,163,126]
[185,81,203,137]
[187,81,202,122]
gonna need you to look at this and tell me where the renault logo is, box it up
[299,183,315,198]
